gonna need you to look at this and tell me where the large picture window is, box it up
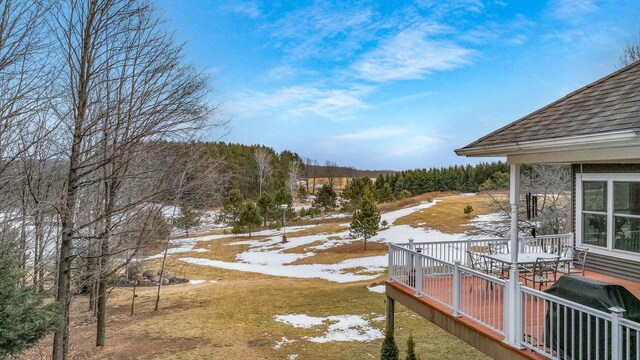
[577,174,640,257]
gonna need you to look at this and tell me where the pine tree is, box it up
[350,188,381,251]
[313,184,337,210]
[0,252,61,358]
[238,201,262,237]
[174,203,201,237]
[222,189,245,223]
[380,328,399,360]
[257,192,276,226]
[405,332,418,360]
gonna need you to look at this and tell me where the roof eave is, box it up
[455,130,640,157]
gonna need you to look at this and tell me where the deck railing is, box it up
[396,233,573,266]
[388,237,638,359]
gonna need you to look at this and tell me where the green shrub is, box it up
[380,328,399,360]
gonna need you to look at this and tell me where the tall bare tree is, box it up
[288,158,302,196]
[254,147,272,196]
[51,0,218,357]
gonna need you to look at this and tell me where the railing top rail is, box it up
[393,233,573,248]
[388,243,457,267]
[459,265,507,285]
[521,285,612,319]
[620,317,640,330]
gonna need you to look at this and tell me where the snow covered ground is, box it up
[274,314,384,343]
[144,200,505,283]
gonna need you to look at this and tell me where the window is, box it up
[577,174,640,256]
[613,182,640,252]
[582,181,607,247]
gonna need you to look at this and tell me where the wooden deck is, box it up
[387,270,640,360]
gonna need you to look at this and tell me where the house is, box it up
[385,60,640,359]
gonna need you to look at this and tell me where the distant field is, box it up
[394,193,507,233]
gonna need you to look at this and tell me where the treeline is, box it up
[156,141,395,205]
[374,162,509,199]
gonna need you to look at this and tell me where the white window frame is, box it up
[576,173,640,261]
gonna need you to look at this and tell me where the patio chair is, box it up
[522,257,560,290]
[466,250,507,293]
[488,241,511,275]
[488,241,509,254]
[560,246,588,276]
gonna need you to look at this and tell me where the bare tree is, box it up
[51,0,218,356]
[288,158,302,196]
[618,34,640,68]
[325,160,338,187]
[254,147,272,196]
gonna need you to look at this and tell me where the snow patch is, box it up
[189,280,206,284]
[274,314,324,329]
[274,314,383,343]
[367,285,385,293]
[273,337,295,350]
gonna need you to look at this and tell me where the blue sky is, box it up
[157,0,639,170]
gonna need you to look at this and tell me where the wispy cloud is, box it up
[335,126,407,141]
[224,1,261,19]
[416,0,486,15]
[268,3,390,60]
[227,84,375,121]
[353,24,473,82]
[550,0,598,20]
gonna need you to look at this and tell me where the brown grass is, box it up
[20,197,492,360]
[394,193,506,234]
[376,192,457,213]
[289,241,388,265]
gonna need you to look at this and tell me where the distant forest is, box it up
[157,141,508,207]
[374,162,509,197]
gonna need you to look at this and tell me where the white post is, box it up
[610,306,625,360]
[505,163,523,348]
[415,251,422,296]
[388,244,394,281]
[452,260,461,317]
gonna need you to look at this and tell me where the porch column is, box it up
[505,163,523,348]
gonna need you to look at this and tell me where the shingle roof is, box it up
[458,60,640,152]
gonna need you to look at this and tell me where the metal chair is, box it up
[466,251,507,279]
[560,245,588,276]
[522,257,560,290]
[488,241,509,254]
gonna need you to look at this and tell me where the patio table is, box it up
[484,252,572,265]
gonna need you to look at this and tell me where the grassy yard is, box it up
[394,193,506,233]
[21,193,493,360]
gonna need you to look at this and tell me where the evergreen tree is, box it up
[342,177,374,210]
[174,203,201,237]
[0,252,61,358]
[222,188,245,223]
[313,184,337,210]
[257,192,276,226]
[350,188,381,251]
[380,328,399,360]
[238,201,262,237]
[375,183,395,203]
[297,184,308,202]
[406,332,418,360]
[273,181,293,206]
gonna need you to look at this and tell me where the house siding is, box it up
[571,163,640,281]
